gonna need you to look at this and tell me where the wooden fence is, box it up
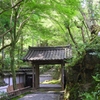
[0,86,31,100]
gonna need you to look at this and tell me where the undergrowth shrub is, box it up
[0,92,9,100]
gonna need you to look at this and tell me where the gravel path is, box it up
[18,69,63,100]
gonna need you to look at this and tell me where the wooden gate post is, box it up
[61,62,65,90]
[32,64,35,89]
[35,64,39,89]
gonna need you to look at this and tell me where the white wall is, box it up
[4,78,10,85]
[0,85,8,93]
[4,75,25,86]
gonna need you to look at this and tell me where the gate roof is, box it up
[22,45,72,64]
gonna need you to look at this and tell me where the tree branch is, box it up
[66,26,81,55]
[16,17,30,42]
[0,43,11,52]
[82,21,91,41]
[67,26,77,46]
[0,0,24,14]
[0,27,13,38]
[79,8,91,32]
[81,27,85,43]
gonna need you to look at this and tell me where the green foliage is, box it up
[0,0,100,99]
[11,92,31,100]
[92,74,100,82]
[52,66,60,79]
[81,92,96,100]
[65,83,80,100]
[40,65,52,74]
[80,84,100,100]
[3,57,11,69]
[80,65,100,100]
[0,92,9,100]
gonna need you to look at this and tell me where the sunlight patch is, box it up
[41,79,60,84]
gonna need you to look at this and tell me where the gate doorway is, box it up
[39,65,61,89]
[25,75,32,87]
[23,46,72,90]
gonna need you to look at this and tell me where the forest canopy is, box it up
[0,0,100,99]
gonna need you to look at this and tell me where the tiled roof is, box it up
[23,45,72,62]
[3,67,32,76]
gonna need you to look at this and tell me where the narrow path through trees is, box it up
[19,68,64,100]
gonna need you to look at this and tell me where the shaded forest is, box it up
[0,0,100,99]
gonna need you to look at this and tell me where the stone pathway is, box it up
[19,92,62,100]
[19,69,63,100]
[40,68,61,88]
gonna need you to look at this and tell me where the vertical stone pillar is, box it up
[35,64,39,89]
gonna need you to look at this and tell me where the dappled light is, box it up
[41,79,60,84]
[0,0,100,100]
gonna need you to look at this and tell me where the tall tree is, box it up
[0,0,35,89]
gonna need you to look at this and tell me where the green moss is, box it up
[11,92,31,100]
[41,79,60,84]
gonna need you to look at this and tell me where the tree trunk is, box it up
[81,27,85,43]
[20,35,23,56]
[9,4,18,90]
[1,36,4,68]
[10,43,16,90]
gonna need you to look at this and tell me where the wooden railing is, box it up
[7,86,31,99]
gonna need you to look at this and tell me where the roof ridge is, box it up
[29,45,71,50]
